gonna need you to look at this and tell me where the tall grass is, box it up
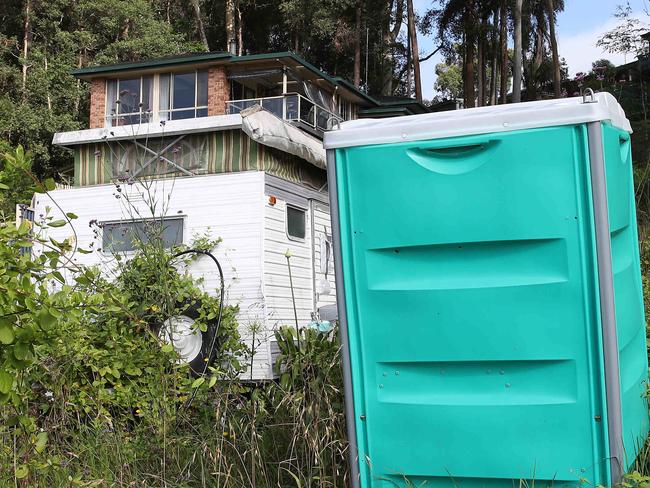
[1,326,348,487]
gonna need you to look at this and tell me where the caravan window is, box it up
[102,217,184,253]
[286,205,306,241]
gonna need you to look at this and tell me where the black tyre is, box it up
[158,299,219,376]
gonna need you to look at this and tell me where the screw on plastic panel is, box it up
[360,415,366,421]
[582,88,597,104]
[594,415,602,422]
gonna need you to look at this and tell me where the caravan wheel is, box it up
[158,301,217,376]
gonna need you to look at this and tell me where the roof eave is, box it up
[71,52,233,79]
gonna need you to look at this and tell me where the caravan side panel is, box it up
[31,172,272,379]
[263,196,314,329]
[313,201,337,310]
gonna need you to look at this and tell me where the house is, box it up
[25,51,421,379]
[615,32,650,83]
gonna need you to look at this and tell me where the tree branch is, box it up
[395,44,443,87]
[420,45,443,63]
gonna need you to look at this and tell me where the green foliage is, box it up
[597,3,648,58]
[0,144,36,217]
[0,199,251,483]
[0,0,203,177]
[0,170,350,485]
[268,326,347,486]
[434,62,463,99]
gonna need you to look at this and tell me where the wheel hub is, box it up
[159,315,202,364]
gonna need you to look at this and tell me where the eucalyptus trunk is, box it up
[237,1,243,55]
[407,0,422,100]
[463,0,476,108]
[477,33,484,106]
[191,0,209,51]
[490,8,498,105]
[225,0,236,53]
[382,0,405,95]
[354,1,362,87]
[547,0,561,97]
[499,0,508,103]
[528,23,544,101]
[21,0,32,96]
[512,0,523,103]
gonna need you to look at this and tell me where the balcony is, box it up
[226,93,343,137]
[106,111,154,127]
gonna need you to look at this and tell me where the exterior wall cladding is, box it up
[89,78,106,129]
[86,65,230,128]
[207,66,229,116]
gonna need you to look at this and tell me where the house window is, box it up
[286,205,306,241]
[106,76,153,126]
[159,70,209,121]
[102,217,184,253]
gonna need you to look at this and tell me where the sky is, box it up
[411,0,649,100]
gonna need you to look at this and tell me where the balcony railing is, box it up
[226,93,343,134]
[106,111,154,127]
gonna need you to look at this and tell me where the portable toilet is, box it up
[324,92,649,488]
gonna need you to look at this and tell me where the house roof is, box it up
[72,51,380,107]
[359,95,430,116]
[71,51,233,77]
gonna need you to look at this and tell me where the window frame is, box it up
[285,204,307,242]
[100,216,185,254]
[159,70,209,121]
[105,70,209,126]
[106,76,153,127]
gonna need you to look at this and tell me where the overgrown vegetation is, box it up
[0,170,348,486]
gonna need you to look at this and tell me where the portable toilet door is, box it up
[325,92,649,488]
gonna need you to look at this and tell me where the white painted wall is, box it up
[312,201,336,310]
[262,197,314,330]
[31,172,272,379]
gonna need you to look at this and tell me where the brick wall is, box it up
[207,66,229,116]
[89,78,106,129]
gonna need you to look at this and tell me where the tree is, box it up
[382,0,405,94]
[190,0,210,50]
[225,0,237,52]
[597,3,648,61]
[434,62,463,99]
[592,58,617,87]
[354,1,362,86]
[499,0,508,103]
[546,0,562,97]
[512,0,523,102]
[406,0,422,99]
[0,0,203,177]
[0,145,35,217]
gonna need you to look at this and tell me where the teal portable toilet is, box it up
[324,92,649,488]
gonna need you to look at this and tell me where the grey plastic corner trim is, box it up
[327,149,361,488]
[587,121,624,484]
